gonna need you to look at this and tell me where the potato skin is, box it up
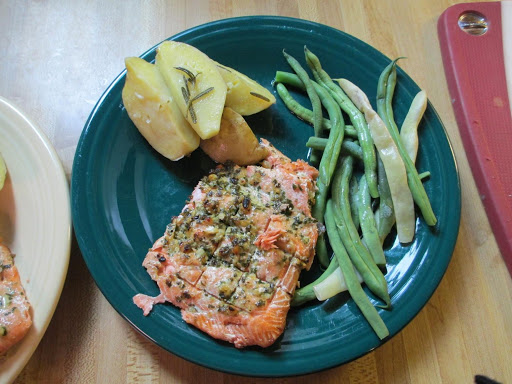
[216,62,276,116]
[122,57,199,161]
[200,107,269,166]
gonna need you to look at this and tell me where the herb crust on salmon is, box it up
[134,139,319,348]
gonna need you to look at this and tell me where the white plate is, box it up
[0,97,71,383]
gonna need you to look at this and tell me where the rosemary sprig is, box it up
[181,86,189,103]
[183,75,191,97]
[250,91,270,102]
[189,103,197,124]
[190,87,214,104]
[180,82,214,124]
[175,66,214,124]
[180,75,196,122]
[187,87,214,123]
[175,66,198,85]
[216,64,232,73]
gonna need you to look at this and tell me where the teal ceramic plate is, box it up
[71,16,460,377]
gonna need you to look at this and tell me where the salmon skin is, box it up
[134,139,319,348]
[0,243,32,354]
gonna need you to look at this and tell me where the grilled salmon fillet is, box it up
[134,139,319,348]
[0,243,32,354]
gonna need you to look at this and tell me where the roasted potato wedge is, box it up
[200,107,269,165]
[122,57,200,161]
[216,62,276,116]
[156,41,227,140]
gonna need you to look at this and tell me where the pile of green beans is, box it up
[276,48,392,338]
[275,48,434,340]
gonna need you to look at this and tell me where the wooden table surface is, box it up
[1,1,511,383]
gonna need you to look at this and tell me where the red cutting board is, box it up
[438,1,512,276]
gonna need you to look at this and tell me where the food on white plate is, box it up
[215,62,276,116]
[155,41,227,140]
[133,139,319,348]
[200,107,269,166]
[0,242,32,354]
[0,158,32,353]
[122,56,200,161]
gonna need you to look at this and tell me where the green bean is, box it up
[274,71,359,138]
[304,47,379,199]
[401,90,427,164]
[325,201,389,340]
[283,50,323,164]
[376,154,395,244]
[291,257,338,307]
[275,82,332,132]
[419,171,431,180]
[306,136,327,150]
[310,76,345,268]
[344,125,357,138]
[349,176,360,232]
[358,176,386,267]
[306,137,364,161]
[275,71,339,119]
[332,156,391,307]
[341,140,363,161]
[376,59,437,226]
[276,70,313,90]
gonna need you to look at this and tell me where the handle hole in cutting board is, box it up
[458,11,489,36]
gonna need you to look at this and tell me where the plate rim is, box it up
[71,15,461,377]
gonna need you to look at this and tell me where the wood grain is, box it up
[0,0,511,383]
